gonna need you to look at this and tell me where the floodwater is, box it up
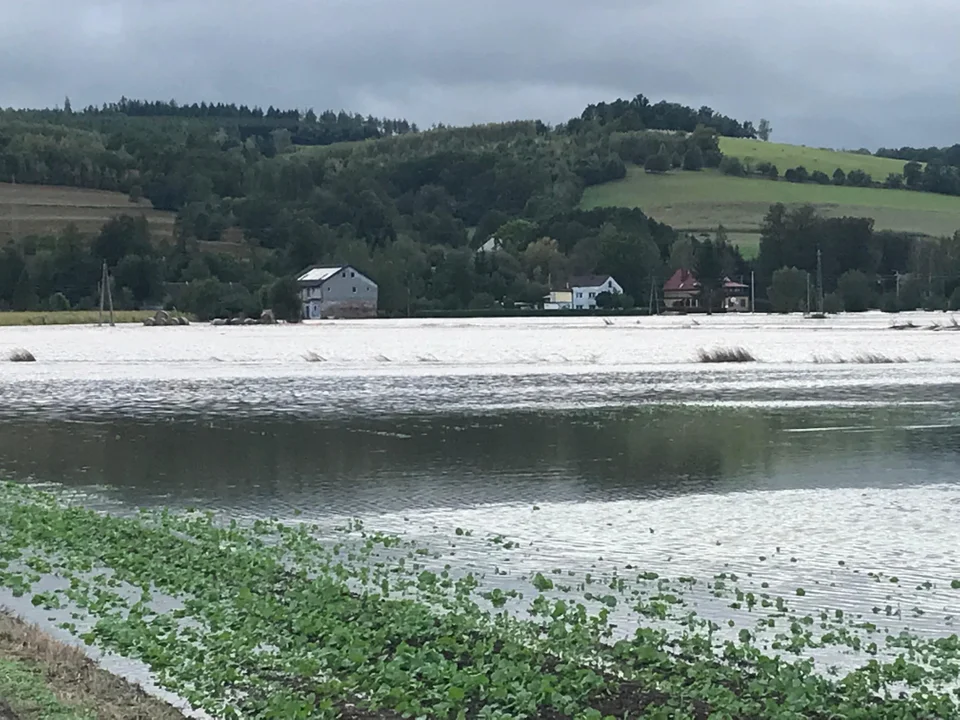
[3,314,960,667]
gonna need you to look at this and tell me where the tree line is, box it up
[2,92,959,319]
[876,144,960,167]
[568,94,757,138]
[757,204,960,313]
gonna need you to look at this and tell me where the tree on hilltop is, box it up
[758,119,772,142]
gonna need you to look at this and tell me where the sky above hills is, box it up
[3,0,957,150]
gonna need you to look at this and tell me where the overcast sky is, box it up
[2,0,958,149]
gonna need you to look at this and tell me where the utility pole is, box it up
[895,272,901,300]
[98,261,115,327]
[10,174,18,240]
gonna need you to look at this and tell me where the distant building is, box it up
[543,290,573,310]
[722,277,750,311]
[477,237,504,254]
[570,275,623,310]
[663,269,751,312]
[297,265,378,319]
[663,268,701,310]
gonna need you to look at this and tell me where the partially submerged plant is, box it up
[1,481,958,720]
[696,346,756,363]
[7,348,36,362]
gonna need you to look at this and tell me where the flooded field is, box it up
[2,313,960,717]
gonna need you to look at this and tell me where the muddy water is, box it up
[2,313,960,655]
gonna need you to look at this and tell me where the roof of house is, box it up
[663,268,700,292]
[477,237,503,252]
[723,277,749,289]
[570,274,615,288]
[298,266,345,284]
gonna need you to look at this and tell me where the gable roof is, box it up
[663,268,700,292]
[570,274,615,288]
[298,266,344,284]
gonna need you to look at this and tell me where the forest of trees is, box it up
[875,144,960,167]
[569,94,757,138]
[756,204,960,313]
[1,93,959,318]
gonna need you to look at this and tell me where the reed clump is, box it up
[7,348,36,362]
[696,347,756,363]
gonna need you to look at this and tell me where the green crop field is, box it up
[719,138,913,178]
[582,166,960,259]
[0,182,176,243]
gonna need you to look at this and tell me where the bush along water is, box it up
[1,481,960,719]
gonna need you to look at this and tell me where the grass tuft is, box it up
[813,353,909,364]
[8,348,36,362]
[696,347,756,363]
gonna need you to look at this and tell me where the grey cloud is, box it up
[1,0,958,148]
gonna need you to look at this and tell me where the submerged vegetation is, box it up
[696,346,756,363]
[6,349,36,362]
[2,481,959,719]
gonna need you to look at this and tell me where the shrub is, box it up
[832,168,846,186]
[643,152,671,174]
[682,146,704,171]
[719,156,746,177]
[704,150,723,168]
[837,270,873,312]
[768,267,808,313]
[880,293,901,313]
[47,292,71,311]
[268,276,303,323]
[884,173,904,190]
[823,292,844,314]
[811,170,831,185]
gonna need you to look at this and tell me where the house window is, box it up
[576,292,582,298]
[589,292,595,299]
[352,286,357,293]
[351,271,356,277]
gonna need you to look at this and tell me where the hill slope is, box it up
[582,144,960,258]
[718,138,912,178]
[0,183,175,243]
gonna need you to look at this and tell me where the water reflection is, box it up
[2,405,958,515]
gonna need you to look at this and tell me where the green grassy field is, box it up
[719,138,912,178]
[582,167,960,259]
[0,182,176,243]
[0,310,157,327]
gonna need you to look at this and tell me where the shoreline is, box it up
[0,311,156,327]
[0,610,186,719]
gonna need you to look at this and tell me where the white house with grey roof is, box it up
[297,266,378,319]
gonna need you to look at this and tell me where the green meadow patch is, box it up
[1,481,959,719]
[582,162,960,260]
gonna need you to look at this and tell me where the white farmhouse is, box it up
[570,275,623,310]
[297,266,378,319]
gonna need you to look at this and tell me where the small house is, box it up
[570,275,623,310]
[663,268,752,312]
[663,269,701,310]
[722,277,750,311]
[298,265,378,319]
